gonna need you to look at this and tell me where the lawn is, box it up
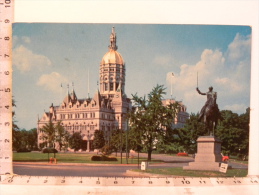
[13,152,162,164]
[131,167,248,177]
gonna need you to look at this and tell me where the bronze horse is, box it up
[203,98,221,136]
[197,87,221,136]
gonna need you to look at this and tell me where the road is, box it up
[13,154,247,177]
[13,162,191,177]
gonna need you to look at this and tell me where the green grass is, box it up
[13,152,162,164]
[132,167,248,177]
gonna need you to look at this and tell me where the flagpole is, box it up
[88,68,90,98]
[60,83,63,105]
[171,72,174,100]
[171,75,172,99]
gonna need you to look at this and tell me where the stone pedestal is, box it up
[183,136,222,171]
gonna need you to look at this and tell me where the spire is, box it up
[70,82,77,102]
[67,84,70,96]
[63,84,71,104]
[109,26,117,51]
[92,89,101,107]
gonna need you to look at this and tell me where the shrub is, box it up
[91,155,102,161]
[17,148,31,153]
[42,148,58,153]
[91,155,117,161]
[101,155,117,161]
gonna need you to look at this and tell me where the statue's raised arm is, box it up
[196,87,206,95]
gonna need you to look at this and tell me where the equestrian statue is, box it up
[196,86,221,136]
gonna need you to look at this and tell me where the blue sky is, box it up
[12,23,251,130]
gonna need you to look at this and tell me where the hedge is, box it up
[42,148,58,153]
[91,155,117,161]
[17,148,31,153]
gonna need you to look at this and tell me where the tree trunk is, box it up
[138,151,140,169]
[147,149,152,161]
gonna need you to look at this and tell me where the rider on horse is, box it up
[196,86,219,122]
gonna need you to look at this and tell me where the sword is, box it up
[197,72,198,88]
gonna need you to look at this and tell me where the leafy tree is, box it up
[12,98,20,151]
[93,130,105,150]
[40,121,56,148]
[68,132,83,151]
[109,129,125,156]
[27,128,38,150]
[216,109,249,158]
[128,127,142,153]
[180,109,249,158]
[175,113,206,153]
[128,85,179,161]
[55,121,69,151]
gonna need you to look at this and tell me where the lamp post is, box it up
[120,128,122,164]
[170,72,174,100]
[126,119,128,164]
[87,130,90,152]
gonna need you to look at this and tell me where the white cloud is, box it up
[13,45,51,72]
[37,72,68,92]
[166,33,251,114]
[227,33,251,62]
[22,36,31,43]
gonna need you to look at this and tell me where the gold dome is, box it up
[101,50,124,65]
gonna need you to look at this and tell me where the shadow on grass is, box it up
[163,160,194,163]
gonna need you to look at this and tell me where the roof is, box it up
[101,50,124,65]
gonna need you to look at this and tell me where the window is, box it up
[110,83,114,91]
[105,83,108,91]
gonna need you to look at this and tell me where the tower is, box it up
[99,27,125,98]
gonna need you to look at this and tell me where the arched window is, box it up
[105,83,108,91]
[110,83,114,91]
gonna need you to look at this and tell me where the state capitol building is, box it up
[37,27,189,151]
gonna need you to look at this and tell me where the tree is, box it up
[128,85,179,161]
[93,130,105,150]
[26,128,38,150]
[12,98,20,151]
[68,132,83,151]
[216,109,249,158]
[176,113,206,153]
[180,109,250,158]
[55,121,69,151]
[109,129,125,156]
[40,121,56,148]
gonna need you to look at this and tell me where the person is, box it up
[196,86,218,122]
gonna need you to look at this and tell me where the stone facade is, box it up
[37,27,131,151]
[162,99,189,129]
